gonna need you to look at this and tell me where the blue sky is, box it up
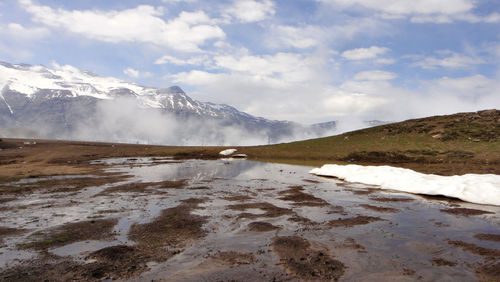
[1,0,499,123]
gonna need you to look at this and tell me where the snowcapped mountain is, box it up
[0,61,335,145]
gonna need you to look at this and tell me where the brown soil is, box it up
[0,246,154,281]
[156,180,187,189]
[440,208,494,216]
[247,221,280,232]
[0,226,24,244]
[272,236,345,280]
[402,268,416,276]
[222,195,254,201]
[128,199,207,249]
[211,251,256,266]
[350,189,375,195]
[18,219,117,250]
[288,215,319,226]
[341,238,366,253]
[447,240,500,257]
[476,261,500,281]
[431,258,457,267]
[188,186,210,190]
[0,174,129,195]
[328,215,385,227]
[227,202,294,219]
[0,255,88,281]
[0,197,16,204]
[474,233,500,242]
[303,179,321,184]
[85,245,151,279]
[278,185,329,207]
[369,196,414,202]
[328,205,346,214]
[359,204,399,213]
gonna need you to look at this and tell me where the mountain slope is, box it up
[243,109,500,175]
[0,61,335,145]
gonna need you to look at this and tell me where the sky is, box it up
[1,0,500,124]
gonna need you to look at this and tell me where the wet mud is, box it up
[328,215,385,227]
[475,233,500,242]
[359,204,399,213]
[272,236,345,280]
[0,158,499,281]
[440,207,494,216]
[247,221,280,232]
[18,219,118,250]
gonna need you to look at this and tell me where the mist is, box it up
[64,98,339,146]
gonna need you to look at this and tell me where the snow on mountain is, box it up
[0,61,250,119]
[0,61,337,145]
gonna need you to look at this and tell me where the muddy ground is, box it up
[0,156,499,281]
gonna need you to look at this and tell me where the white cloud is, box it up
[425,75,496,98]
[224,0,275,23]
[0,22,50,40]
[168,51,335,122]
[319,0,500,23]
[374,58,396,65]
[411,52,484,69]
[213,52,317,80]
[154,54,211,66]
[123,68,139,78]
[0,23,51,61]
[19,0,225,52]
[354,70,397,81]
[161,0,198,3]
[266,25,321,49]
[123,67,152,78]
[321,0,475,15]
[341,46,389,60]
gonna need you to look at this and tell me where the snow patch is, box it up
[0,93,13,114]
[219,149,237,156]
[310,164,500,206]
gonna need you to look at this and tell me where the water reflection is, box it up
[0,158,498,281]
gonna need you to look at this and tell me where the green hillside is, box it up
[244,109,500,175]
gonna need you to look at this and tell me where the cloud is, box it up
[19,0,225,52]
[322,90,387,116]
[69,97,335,146]
[341,46,389,60]
[161,0,198,3]
[0,22,50,40]
[123,67,152,79]
[154,54,211,66]
[212,52,318,81]
[424,75,496,98]
[319,0,500,24]
[411,51,485,69]
[224,0,275,23]
[265,25,322,49]
[354,70,397,81]
[320,0,475,15]
[0,23,50,60]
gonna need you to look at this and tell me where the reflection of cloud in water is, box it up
[109,159,264,183]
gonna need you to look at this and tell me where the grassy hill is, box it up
[0,109,498,180]
[243,109,500,175]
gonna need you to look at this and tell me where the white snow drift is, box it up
[219,148,237,156]
[310,164,500,206]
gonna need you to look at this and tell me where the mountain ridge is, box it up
[0,61,339,145]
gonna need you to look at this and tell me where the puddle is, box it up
[1,158,499,281]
